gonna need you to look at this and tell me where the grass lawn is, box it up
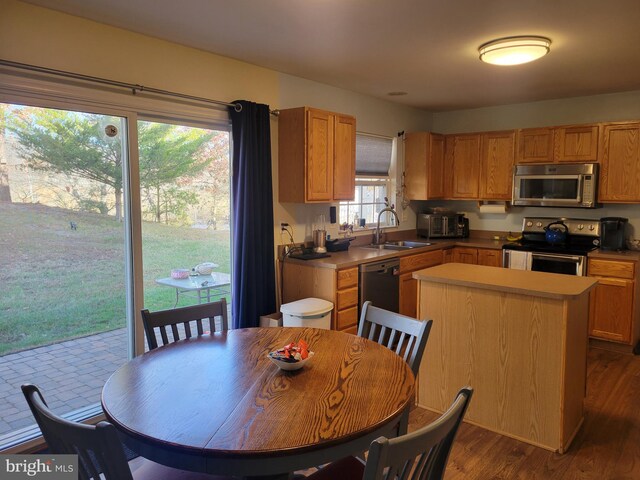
[0,203,230,356]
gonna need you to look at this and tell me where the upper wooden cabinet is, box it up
[599,122,640,203]
[447,134,482,199]
[517,124,599,164]
[479,131,515,200]
[404,132,445,200]
[554,124,599,162]
[278,107,356,203]
[517,128,554,163]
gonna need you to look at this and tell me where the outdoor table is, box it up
[155,272,231,306]
[101,327,415,479]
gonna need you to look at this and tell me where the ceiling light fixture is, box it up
[478,36,551,66]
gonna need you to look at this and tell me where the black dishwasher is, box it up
[359,258,400,313]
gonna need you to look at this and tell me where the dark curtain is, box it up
[229,100,276,329]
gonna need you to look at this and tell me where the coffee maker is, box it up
[599,217,628,251]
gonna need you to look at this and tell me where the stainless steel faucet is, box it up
[373,203,400,245]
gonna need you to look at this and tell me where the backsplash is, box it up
[411,200,639,239]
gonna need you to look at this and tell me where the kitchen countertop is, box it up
[413,263,598,300]
[282,234,640,270]
[588,249,640,261]
[282,237,506,269]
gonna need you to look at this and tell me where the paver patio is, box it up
[0,328,128,439]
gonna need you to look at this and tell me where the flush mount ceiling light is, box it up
[478,36,551,66]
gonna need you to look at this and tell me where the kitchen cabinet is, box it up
[516,128,554,164]
[278,107,356,203]
[517,125,599,165]
[477,248,502,267]
[588,258,639,345]
[404,132,445,200]
[599,122,640,203]
[452,247,502,267]
[398,250,442,318]
[447,134,481,199]
[335,267,359,334]
[554,124,599,163]
[479,131,515,200]
[282,263,358,333]
[453,247,478,264]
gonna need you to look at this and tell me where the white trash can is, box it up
[280,298,334,330]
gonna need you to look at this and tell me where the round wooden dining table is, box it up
[101,327,415,479]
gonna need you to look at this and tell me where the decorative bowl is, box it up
[171,268,190,279]
[626,239,640,251]
[268,351,314,371]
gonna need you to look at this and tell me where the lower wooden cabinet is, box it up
[588,258,638,345]
[335,266,359,333]
[398,250,442,318]
[282,263,358,334]
[453,247,478,264]
[452,247,502,267]
[478,248,502,267]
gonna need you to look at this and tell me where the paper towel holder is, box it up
[477,200,510,214]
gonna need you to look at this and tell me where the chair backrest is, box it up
[363,387,473,480]
[21,384,134,480]
[141,298,229,350]
[357,301,432,376]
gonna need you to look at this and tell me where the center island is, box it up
[413,263,597,453]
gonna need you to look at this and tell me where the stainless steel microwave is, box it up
[512,163,598,208]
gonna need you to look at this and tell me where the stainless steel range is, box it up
[503,217,600,276]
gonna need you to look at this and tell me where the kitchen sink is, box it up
[386,241,433,248]
[362,240,433,250]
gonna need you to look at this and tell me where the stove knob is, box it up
[588,224,595,231]
[577,224,584,230]
[536,221,542,228]
[526,221,533,228]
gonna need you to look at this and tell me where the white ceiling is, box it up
[23,0,640,112]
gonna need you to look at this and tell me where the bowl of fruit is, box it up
[268,340,314,371]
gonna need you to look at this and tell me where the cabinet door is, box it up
[599,122,640,202]
[589,277,634,343]
[442,249,454,264]
[405,132,445,200]
[305,109,334,202]
[554,125,599,163]
[333,115,356,200]
[477,248,502,267]
[428,134,446,199]
[399,272,418,318]
[450,134,481,199]
[516,128,554,164]
[453,247,478,264]
[479,131,515,200]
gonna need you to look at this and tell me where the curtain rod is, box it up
[0,59,280,116]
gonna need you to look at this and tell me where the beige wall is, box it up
[431,90,640,134]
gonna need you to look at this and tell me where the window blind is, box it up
[355,134,393,175]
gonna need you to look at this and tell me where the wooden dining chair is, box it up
[358,301,433,436]
[21,384,228,480]
[306,387,473,480]
[141,298,228,350]
[358,301,432,377]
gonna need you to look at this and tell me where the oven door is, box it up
[530,252,586,276]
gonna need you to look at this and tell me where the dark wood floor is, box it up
[408,347,640,479]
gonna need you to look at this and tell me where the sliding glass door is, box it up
[138,119,231,326]
[0,103,129,442]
